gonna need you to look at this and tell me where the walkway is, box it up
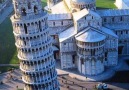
[0,64,19,67]
[0,0,13,24]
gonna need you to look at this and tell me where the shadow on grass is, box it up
[104,71,129,83]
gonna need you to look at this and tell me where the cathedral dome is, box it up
[75,28,106,42]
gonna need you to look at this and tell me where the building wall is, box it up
[76,40,105,75]
[105,36,118,66]
[115,0,129,9]
[60,37,77,69]
[75,14,102,32]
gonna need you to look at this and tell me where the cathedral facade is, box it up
[11,0,59,90]
[47,0,129,76]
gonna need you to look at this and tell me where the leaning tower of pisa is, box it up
[10,0,59,90]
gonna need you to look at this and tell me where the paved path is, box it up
[0,1,13,24]
[0,69,129,90]
[0,64,19,67]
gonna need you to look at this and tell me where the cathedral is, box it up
[47,0,129,76]
[10,0,129,89]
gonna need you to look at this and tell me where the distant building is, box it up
[10,0,59,90]
[47,0,129,76]
[115,0,129,9]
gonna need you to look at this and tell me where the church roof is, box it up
[75,27,106,42]
[101,27,118,38]
[72,0,95,3]
[59,26,77,42]
[97,9,129,17]
[51,1,70,14]
[73,9,101,21]
[48,13,72,21]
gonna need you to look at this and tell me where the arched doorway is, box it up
[118,46,124,55]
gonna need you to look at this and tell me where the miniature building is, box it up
[47,0,129,76]
[10,0,59,90]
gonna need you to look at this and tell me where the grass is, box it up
[0,66,19,73]
[96,0,116,9]
[0,0,116,72]
[0,17,18,64]
[41,0,47,7]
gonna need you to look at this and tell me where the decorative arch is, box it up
[34,5,38,14]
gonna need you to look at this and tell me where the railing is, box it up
[20,61,55,72]
[77,43,105,49]
[22,71,57,84]
[15,38,52,48]
[13,11,47,20]
[17,49,53,60]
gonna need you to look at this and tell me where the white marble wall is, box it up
[61,53,73,69]
[107,51,118,66]
[78,58,104,75]
[75,14,102,32]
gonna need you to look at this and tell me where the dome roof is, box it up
[75,28,106,42]
[72,0,95,3]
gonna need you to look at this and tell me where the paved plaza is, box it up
[0,69,129,90]
[0,56,129,90]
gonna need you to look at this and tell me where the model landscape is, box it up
[0,0,129,90]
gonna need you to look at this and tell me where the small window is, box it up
[53,22,55,26]
[24,24,27,34]
[120,17,122,21]
[81,59,84,64]
[28,2,31,9]
[112,17,114,22]
[34,5,38,14]
[126,31,128,34]
[61,21,63,25]
[104,18,107,22]
[21,8,26,16]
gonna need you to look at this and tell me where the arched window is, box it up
[24,24,28,34]
[112,17,114,22]
[34,5,38,14]
[53,22,55,26]
[28,2,31,9]
[39,21,42,31]
[120,16,123,21]
[21,8,26,16]
[61,21,63,25]
[104,18,107,22]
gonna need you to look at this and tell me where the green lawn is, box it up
[0,0,116,72]
[0,17,18,64]
[96,0,116,9]
[41,0,47,7]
